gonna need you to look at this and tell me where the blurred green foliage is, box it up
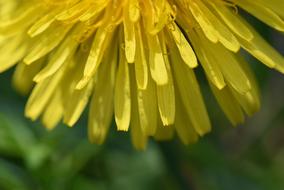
[0,17,284,190]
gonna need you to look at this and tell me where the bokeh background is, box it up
[0,13,284,190]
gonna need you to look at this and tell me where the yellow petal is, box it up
[175,93,199,145]
[210,83,245,126]
[130,115,148,150]
[0,34,28,72]
[195,0,240,52]
[33,26,81,82]
[137,75,158,136]
[188,29,226,89]
[0,4,41,35]
[147,33,168,85]
[114,47,131,131]
[189,0,218,43]
[129,0,140,22]
[229,57,260,116]
[28,11,57,37]
[63,80,93,127]
[130,65,148,150]
[24,23,72,64]
[170,44,211,136]
[235,0,284,31]
[210,3,253,41]
[76,25,114,89]
[88,40,118,144]
[12,59,44,95]
[123,6,136,63]
[134,23,148,89]
[42,90,63,130]
[55,1,89,22]
[237,18,284,73]
[157,33,175,126]
[25,66,64,120]
[200,33,251,94]
[168,22,198,68]
[256,0,284,18]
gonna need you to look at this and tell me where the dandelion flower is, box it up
[0,0,283,149]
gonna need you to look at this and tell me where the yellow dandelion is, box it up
[0,0,283,149]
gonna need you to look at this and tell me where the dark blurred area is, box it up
[0,16,284,190]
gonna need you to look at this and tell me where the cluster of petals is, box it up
[0,0,283,149]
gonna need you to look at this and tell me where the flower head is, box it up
[0,0,283,149]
